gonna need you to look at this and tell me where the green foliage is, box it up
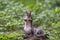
[0,0,60,40]
[0,32,23,40]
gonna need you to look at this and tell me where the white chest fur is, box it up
[24,26,32,33]
[24,22,32,33]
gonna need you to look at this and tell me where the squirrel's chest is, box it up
[24,26,32,33]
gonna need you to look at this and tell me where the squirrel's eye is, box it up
[29,20,32,21]
[24,19,27,21]
[28,19,32,21]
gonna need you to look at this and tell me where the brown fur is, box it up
[23,11,47,40]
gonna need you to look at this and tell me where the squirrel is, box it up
[23,11,48,40]
[24,11,34,36]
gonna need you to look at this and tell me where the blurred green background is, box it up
[0,0,60,40]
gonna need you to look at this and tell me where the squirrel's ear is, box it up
[26,11,31,17]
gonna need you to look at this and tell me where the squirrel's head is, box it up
[24,11,32,22]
